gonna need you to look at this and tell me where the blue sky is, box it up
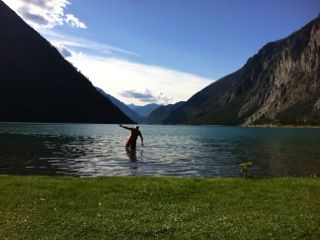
[4,0,320,105]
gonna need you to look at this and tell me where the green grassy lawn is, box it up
[0,176,319,239]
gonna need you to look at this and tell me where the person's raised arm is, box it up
[119,124,132,130]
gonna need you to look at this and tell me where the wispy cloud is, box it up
[67,52,214,105]
[64,14,87,29]
[3,0,86,29]
[120,89,173,104]
[41,31,210,105]
[42,30,140,58]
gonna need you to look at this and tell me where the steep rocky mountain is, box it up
[96,88,143,123]
[128,103,160,118]
[143,102,185,124]
[164,16,320,126]
[0,1,132,123]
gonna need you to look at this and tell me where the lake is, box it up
[0,123,320,177]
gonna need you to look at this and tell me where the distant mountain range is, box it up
[96,87,165,123]
[143,102,185,124]
[95,88,143,123]
[148,16,320,126]
[0,1,132,123]
[128,103,160,118]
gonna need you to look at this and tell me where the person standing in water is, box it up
[119,124,144,149]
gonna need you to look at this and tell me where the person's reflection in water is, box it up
[126,148,137,162]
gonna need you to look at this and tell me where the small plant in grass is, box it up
[239,161,253,178]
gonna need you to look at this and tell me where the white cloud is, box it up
[66,52,214,105]
[120,89,173,104]
[64,14,87,29]
[3,0,86,29]
[42,30,140,57]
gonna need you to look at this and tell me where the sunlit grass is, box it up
[0,176,319,239]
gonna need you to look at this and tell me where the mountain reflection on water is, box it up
[1,123,320,177]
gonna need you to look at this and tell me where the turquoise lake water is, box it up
[1,123,320,177]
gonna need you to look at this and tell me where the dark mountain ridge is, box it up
[0,1,132,123]
[164,16,320,126]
